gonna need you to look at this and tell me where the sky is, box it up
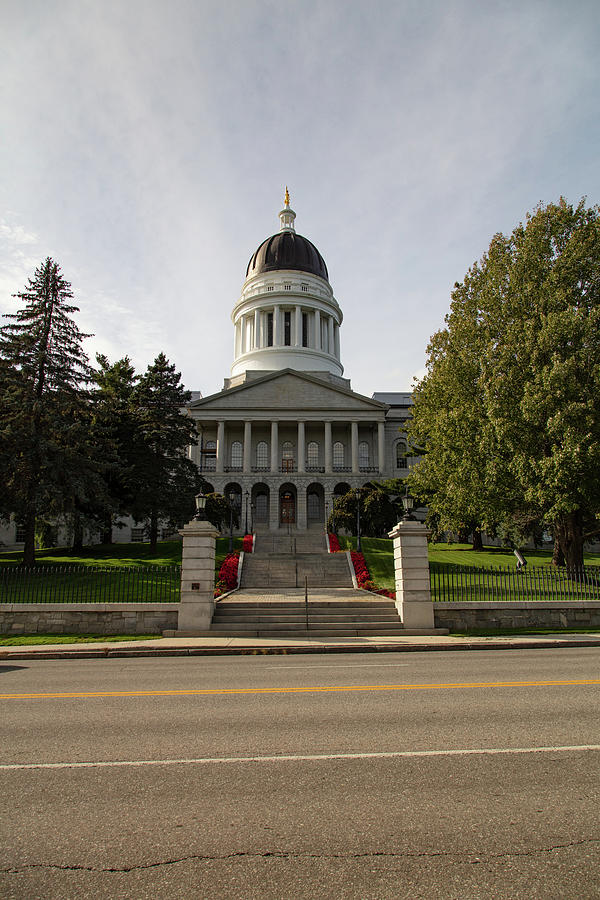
[2,0,599,399]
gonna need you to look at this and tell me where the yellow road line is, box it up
[1,678,599,701]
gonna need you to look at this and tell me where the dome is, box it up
[246,231,329,282]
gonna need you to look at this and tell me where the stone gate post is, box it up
[178,518,220,633]
[388,519,434,629]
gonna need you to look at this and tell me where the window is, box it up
[307,441,319,467]
[255,493,268,522]
[359,441,369,468]
[301,283,309,292]
[302,312,308,347]
[131,527,146,543]
[284,310,291,346]
[282,441,295,472]
[333,441,345,468]
[231,441,243,468]
[396,440,407,469]
[256,441,269,468]
[15,525,26,543]
[307,491,321,519]
[203,440,216,471]
[267,312,273,346]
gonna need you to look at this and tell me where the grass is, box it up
[450,627,600,637]
[0,633,155,646]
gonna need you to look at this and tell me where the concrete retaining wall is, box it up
[434,602,600,632]
[0,604,179,635]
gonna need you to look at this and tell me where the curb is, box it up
[2,638,600,660]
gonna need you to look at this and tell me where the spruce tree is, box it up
[131,353,203,551]
[0,258,93,564]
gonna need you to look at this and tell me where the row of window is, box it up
[201,440,408,470]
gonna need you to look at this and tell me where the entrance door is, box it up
[280,491,296,524]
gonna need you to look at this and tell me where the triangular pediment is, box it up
[188,369,387,416]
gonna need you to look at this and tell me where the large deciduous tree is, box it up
[0,258,95,564]
[409,199,600,569]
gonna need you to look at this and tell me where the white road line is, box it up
[1,745,599,771]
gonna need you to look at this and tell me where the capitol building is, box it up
[187,191,413,534]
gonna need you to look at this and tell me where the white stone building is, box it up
[186,192,413,534]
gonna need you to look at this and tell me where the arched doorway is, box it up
[279,484,296,526]
[306,483,324,524]
[252,483,270,528]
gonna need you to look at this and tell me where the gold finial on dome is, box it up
[284,186,290,207]
[279,187,296,232]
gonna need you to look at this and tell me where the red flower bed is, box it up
[350,550,395,599]
[242,534,253,553]
[328,533,341,552]
[214,552,239,597]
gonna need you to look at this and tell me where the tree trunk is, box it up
[551,537,565,568]
[72,511,84,551]
[22,512,36,566]
[555,512,585,572]
[102,514,113,545]
[149,510,158,554]
[471,529,483,551]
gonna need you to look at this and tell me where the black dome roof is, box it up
[246,231,329,282]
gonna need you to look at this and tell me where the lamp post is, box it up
[244,490,249,535]
[194,492,207,521]
[228,490,236,552]
[355,487,362,552]
[402,486,416,521]
[250,502,255,533]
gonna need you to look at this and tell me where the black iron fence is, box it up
[0,565,181,604]
[430,563,600,603]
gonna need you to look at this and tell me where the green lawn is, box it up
[0,633,156,646]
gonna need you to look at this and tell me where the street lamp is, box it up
[228,490,237,552]
[194,492,207,521]
[355,487,362,552]
[244,490,249,535]
[250,502,255,533]
[402,486,416,521]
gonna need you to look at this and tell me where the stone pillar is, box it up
[334,322,340,359]
[324,421,332,473]
[297,421,305,474]
[314,309,321,350]
[254,309,260,349]
[327,316,334,354]
[216,421,225,473]
[243,421,251,474]
[378,421,385,473]
[351,422,359,474]
[270,421,278,473]
[294,305,302,347]
[388,519,434,629]
[273,305,281,345]
[178,518,220,633]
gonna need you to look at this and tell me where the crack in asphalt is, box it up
[1,837,599,875]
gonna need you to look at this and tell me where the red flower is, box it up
[328,533,341,552]
[242,534,254,553]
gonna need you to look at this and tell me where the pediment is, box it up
[188,370,387,416]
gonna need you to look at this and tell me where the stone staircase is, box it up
[240,531,353,589]
[210,589,409,637]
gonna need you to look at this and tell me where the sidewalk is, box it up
[2,632,600,660]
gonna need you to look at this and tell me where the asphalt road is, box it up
[1,648,599,899]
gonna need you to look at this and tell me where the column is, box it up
[273,305,281,346]
[270,421,278,473]
[327,316,334,355]
[297,421,305,474]
[388,519,435,629]
[295,306,302,347]
[324,421,332,473]
[334,322,340,359]
[216,421,225,473]
[234,320,241,358]
[243,421,251,474]
[351,422,359,474]
[178,518,220,633]
[314,309,321,350]
[254,310,260,349]
[378,421,385,473]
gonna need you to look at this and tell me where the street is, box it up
[1,649,599,899]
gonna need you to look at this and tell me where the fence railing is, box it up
[430,563,600,603]
[0,565,181,604]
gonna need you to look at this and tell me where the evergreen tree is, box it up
[0,258,94,564]
[131,353,204,551]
